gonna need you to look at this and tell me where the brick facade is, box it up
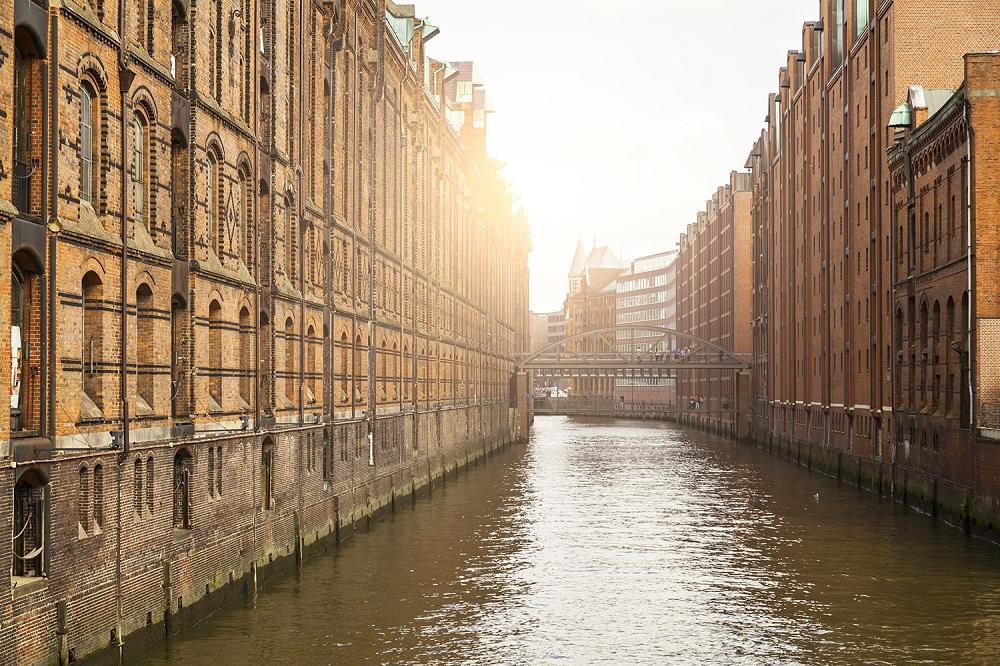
[745,0,1000,528]
[0,0,529,661]
[676,171,752,436]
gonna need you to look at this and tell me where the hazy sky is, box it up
[417,0,810,312]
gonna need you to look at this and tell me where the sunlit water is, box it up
[131,417,1000,664]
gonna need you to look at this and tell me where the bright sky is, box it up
[417,0,809,313]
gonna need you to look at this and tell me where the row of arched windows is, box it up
[895,292,970,425]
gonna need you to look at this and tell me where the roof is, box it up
[568,239,587,276]
[586,245,621,270]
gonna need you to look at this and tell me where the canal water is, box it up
[132,417,1000,664]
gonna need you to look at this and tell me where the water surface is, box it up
[132,417,1000,664]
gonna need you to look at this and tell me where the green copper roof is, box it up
[888,102,912,128]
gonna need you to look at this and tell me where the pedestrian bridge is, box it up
[517,325,750,379]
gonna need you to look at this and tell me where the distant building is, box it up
[615,251,678,403]
[530,312,550,352]
[677,172,753,433]
[564,240,625,396]
[546,310,566,346]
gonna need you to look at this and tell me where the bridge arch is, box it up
[517,325,749,372]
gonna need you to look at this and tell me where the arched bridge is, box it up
[517,325,751,420]
[517,325,750,375]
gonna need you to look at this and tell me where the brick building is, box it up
[676,172,753,436]
[563,240,623,397]
[0,0,529,661]
[887,53,1000,522]
[614,250,677,403]
[745,1,999,524]
[529,312,549,352]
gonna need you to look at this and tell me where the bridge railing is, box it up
[532,396,736,413]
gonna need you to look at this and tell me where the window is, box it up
[13,469,48,578]
[339,332,349,403]
[306,325,317,405]
[131,112,149,228]
[136,284,155,414]
[11,256,41,433]
[81,272,105,414]
[134,457,143,515]
[93,464,104,528]
[80,82,98,206]
[208,0,220,100]
[139,0,154,52]
[173,450,193,529]
[207,445,215,496]
[12,32,41,215]
[215,446,223,497]
[829,0,845,69]
[78,465,90,533]
[146,456,155,515]
[285,318,296,404]
[323,430,332,480]
[285,200,296,281]
[261,439,274,511]
[238,171,252,268]
[207,151,221,255]
[239,307,253,407]
[208,300,223,408]
[855,0,869,38]
[171,298,187,418]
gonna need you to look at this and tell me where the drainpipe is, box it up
[115,0,135,653]
[366,1,385,465]
[964,101,974,432]
[46,9,60,439]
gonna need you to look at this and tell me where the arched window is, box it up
[240,0,251,121]
[81,272,104,414]
[207,0,219,100]
[141,0,155,53]
[285,317,296,404]
[238,170,252,268]
[946,298,956,412]
[13,469,48,577]
[136,284,155,413]
[932,301,942,410]
[79,81,99,206]
[131,111,150,229]
[392,341,399,401]
[285,199,296,282]
[134,456,143,515]
[171,297,187,418]
[146,456,155,514]
[306,325,317,405]
[173,449,193,529]
[354,334,364,404]
[78,465,90,533]
[215,445,223,497]
[239,307,253,407]
[171,0,188,84]
[207,445,215,497]
[261,439,274,511]
[339,332,349,404]
[93,464,104,528]
[12,32,42,215]
[960,292,970,427]
[286,0,295,153]
[207,150,221,255]
[208,300,223,408]
[11,255,42,433]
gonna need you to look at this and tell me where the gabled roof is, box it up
[568,239,587,276]
[586,245,621,270]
